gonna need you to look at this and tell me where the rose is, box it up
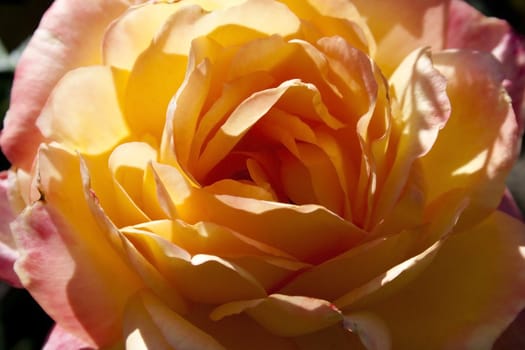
[1,0,525,349]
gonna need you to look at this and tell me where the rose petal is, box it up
[446,0,525,130]
[372,47,450,227]
[152,162,365,263]
[103,2,182,69]
[124,290,225,350]
[187,304,298,350]
[124,230,267,303]
[43,324,94,350]
[422,50,519,229]
[0,0,134,169]
[12,144,144,347]
[0,171,22,287]
[346,211,525,349]
[350,0,449,75]
[36,66,130,155]
[157,0,300,56]
[211,294,343,337]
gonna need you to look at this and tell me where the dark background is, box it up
[0,0,523,349]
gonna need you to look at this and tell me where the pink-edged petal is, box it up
[211,294,343,337]
[422,50,519,228]
[446,0,525,130]
[0,171,22,287]
[350,0,450,76]
[0,0,134,169]
[12,143,144,347]
[43,324,95,350]
[123,290,225,350]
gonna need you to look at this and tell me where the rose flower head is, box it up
[1,0,525,349]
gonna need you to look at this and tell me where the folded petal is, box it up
[123,290,225,350]
[0,0,132,169]
[12,144,144,347]
[349,211,525,349]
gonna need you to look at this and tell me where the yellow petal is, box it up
[351,0,449,75]
[103,2,181,69]
[36,66,130,155]
[349,211,525,350]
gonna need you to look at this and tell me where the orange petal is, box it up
[123,290,225,350]
[211,294,343,337]
[347,211,525,349]
[153,162,365,263]
[124,231,267,303]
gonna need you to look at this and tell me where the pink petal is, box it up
[43,325,94,350]
[0,171,21,287]
[12,144,144,347]
[447,0,525,132]
[0,0,133,170]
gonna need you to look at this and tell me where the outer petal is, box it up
[351,211,525,350]
[12,144,144,347]
[422,50,519,228]
[446,0,525,130]
[350,0,450,75]
[0,0,135,169]
[0,171,22,287]
[43,325,94,350]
